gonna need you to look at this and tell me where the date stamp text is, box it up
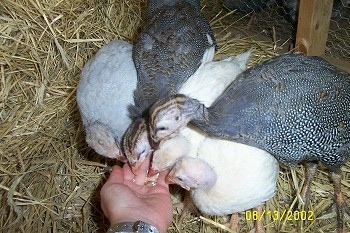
[245,210,315,221]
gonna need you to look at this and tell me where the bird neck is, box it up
[122,117,147,156]
[194,160,217,190]
[181,96,209,123]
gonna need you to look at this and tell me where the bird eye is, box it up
[97,140,104,145]
[157,126,168,131]
[138,149,146,159]
[175,116,179,121]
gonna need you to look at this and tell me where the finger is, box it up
[122,162,136,181]
[122,155,151,182]
[105,165,124,185]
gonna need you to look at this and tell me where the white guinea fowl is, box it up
[167,141,279,231]
[77,40,137,161]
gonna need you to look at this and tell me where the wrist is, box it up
[108,221,159,233]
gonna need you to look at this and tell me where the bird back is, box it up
[132,0,215,112]
[194,54,350,169]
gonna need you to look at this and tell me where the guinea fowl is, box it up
[122,0,216,173]
[76,40,137,161]
[148,54,350,232]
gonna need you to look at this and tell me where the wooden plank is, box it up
[295,0,334,56]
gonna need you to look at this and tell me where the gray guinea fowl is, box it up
[77,40,137,161]
[148,54,350,232]
[131,0,215,113]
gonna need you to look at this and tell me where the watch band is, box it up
[107,221,159,233]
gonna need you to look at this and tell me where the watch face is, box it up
[108,221,159,233]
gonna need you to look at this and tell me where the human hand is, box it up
[100,156,173,233]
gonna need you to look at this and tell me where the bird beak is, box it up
[166,175,191,191]
[148,167,159,177]
[117,152,128,163]
[165,175,176,185]
[150,132,160,143]
[130,160,143,175]
[165,171,191,191]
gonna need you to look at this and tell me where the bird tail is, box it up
[200,34,216,63]
[230,48,254,70]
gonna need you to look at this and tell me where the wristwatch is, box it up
[107,221,159,233]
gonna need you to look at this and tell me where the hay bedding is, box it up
[0,0,349,232]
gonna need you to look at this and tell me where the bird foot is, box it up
[298,162,318,210]
[331,172,350,232]
[250,205,266,233]
[229,213,240,233]
[319,199,350,233]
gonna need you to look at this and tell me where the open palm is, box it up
[100,156,173,233]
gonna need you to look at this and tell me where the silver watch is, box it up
[107,221,159,233]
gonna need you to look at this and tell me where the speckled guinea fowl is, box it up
[151,49,253,171]
[77,40,137,161]
[131,0,215,113]
[148,54,350,232]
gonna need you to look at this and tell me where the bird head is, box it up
[167,157,217,191]
[122,118,153,175]
[166,160,193,191]
[148,94,200,142]
[85,122,127,162]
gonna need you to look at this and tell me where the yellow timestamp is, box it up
[245,210,315,221]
